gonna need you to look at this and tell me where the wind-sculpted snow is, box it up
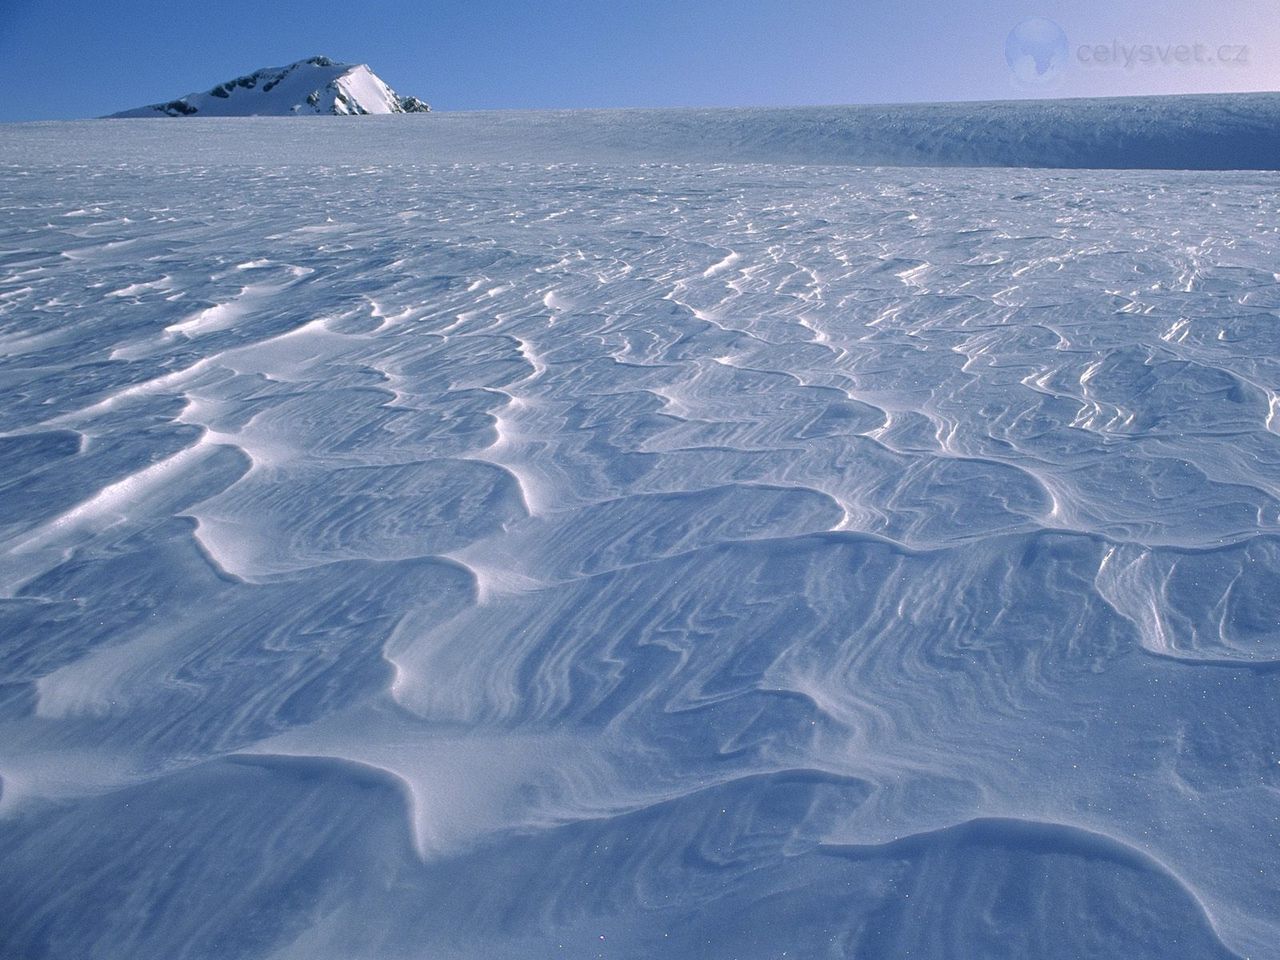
[1,128,1279,959]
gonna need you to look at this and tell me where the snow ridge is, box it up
[76,91,1280,169]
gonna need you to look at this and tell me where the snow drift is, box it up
[2,100,1279,960]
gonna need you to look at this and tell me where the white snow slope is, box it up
[81,90,1280,168]
[1,106,1278,960]
[106,56,430,118]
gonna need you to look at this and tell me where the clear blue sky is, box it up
[0,0,1275,120]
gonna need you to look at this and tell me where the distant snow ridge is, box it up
[106,57,431,118]
[77,90,1280,169]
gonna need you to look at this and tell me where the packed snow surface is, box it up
[1,112,1279,959]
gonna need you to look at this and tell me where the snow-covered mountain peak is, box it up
[107,57,431,118]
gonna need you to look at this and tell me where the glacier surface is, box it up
[1,114,1279,959]
[50,91,1280,169]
